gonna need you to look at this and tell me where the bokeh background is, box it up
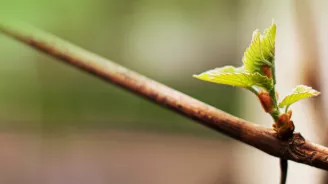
[0,0,327,183]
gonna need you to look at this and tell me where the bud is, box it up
[273,112,295,139]
[258,91,274,113]
[261,65,272,78]
[287,110,292,119]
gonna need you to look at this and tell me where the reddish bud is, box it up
[287,110,292,119]
[273,112,295,140]
[258,91,274,113]
[261,65,272,78]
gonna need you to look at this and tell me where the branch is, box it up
[1,21,328,170]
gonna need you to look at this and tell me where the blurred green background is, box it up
[0,0,243,136]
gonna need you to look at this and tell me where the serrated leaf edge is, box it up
[278,85,320,108]
[193,70,273,90]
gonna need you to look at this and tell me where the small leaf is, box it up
[243,23,276,74]
[261,23,276,63]
[193,66,273,90]
[278,85,320,108]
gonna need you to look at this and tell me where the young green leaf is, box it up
[278,85,320,108]
[243,23,276,74]
[193,66,273,90]
[261,23,276,63]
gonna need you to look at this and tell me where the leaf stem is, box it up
[247,86,259,95]
[272,58,277,85]
[268,58,280,121]
[285,105,290,114]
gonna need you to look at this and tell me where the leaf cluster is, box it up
[194,22,320,114]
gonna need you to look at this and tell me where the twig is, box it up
[1,21,328,170]
[280,159,288,184]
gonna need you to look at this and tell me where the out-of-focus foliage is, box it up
[0,0,240,137]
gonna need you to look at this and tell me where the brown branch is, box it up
[1,21,328,170]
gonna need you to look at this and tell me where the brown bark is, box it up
[1,21,328,170]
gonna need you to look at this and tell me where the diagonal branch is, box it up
[1,21,328,170]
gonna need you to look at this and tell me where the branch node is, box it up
[281,133,314,164]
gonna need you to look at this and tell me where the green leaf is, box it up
[193,66,273,90]
[243,23,276,74]
[261,23,276,63]
[278,85,320,108]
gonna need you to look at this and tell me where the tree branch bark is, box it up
[1,21,328,170]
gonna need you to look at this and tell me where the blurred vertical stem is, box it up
[280,159,288,184]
